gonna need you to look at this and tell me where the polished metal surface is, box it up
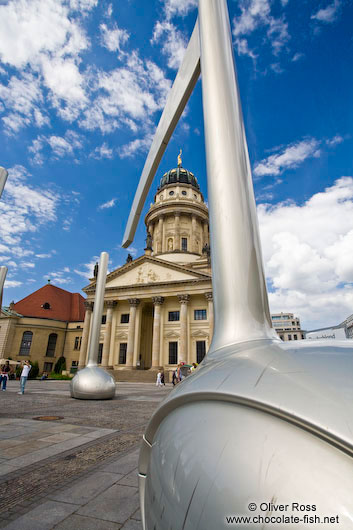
[120,0,353,527]
[0,167,8,199]
[70,364,116,400]
[70,251,115,400]
[122,21,200,248]
[0,266,8,313]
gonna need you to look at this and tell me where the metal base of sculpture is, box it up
[70,365,116,400]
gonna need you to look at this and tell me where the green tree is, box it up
[29,361,39,379]
[54,356,66,374]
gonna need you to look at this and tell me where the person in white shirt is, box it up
[18,361,31,395]
[156,370,163,387]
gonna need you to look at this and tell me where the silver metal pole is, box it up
[86,251,108,367]
[0,167,8,199]
[0,266,7,313]
[198,0,276,350]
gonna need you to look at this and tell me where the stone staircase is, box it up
[107,368,158,383]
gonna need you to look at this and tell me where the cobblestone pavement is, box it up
[0,380,172,529]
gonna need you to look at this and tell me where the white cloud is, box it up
[254,138,321,177]
[90,143,114,159]
[233,0,289,56]
[119,133,153,159]
[292,52,304,62]
[29,130,84,164]
[80,52,171,135]
[100,23,129,53]
[235,38,257,60]
[46,270,72,285]
[20,262,35,268]
[36,253,52,258]
[98,198,117,210]
[258,177,353,329]
[4,280,22,288]
[74,258,98,280]
[326,134,344,147]
[311,0,341,23]
[152,20,187,69]
[162,0,197,19]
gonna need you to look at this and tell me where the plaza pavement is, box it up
[0,379,171,529]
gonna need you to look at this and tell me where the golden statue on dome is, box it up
[177,149,182,166]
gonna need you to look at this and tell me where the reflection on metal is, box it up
[70,252,115,400]
[0,266,7,313]
[122,0,353,528]
[0,167,8,199]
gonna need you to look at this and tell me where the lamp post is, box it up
[70,251,116,399]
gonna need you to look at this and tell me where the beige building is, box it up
[271,312,305,341]
[80,163,213,378]
[0,284,85,374]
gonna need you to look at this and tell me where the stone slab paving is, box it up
[0,380,172,529]
[1,447,142,530]
[0,419,116,475]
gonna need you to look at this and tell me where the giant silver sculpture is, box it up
[0,167,8,199]
[70,251,116,399]
[123,1,353,528]
[0,168,8,313]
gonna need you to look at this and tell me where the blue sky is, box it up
[0,0,353,330]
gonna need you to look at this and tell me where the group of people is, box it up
[156,362,199,387]
[0,360,31,394]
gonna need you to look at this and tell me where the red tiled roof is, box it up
[13,284,85,322]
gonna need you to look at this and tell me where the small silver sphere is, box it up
[70,365,116,400]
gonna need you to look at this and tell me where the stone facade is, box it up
[271,312,305,341]
[80,164,213,378]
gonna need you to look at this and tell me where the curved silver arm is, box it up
[0,266,8,313]
[0,167,8,199]
[122,20,200,248]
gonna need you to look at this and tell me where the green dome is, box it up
[158,166,200,191]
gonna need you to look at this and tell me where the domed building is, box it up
[80,158,213,380]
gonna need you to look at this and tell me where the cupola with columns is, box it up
[145,150,209,264]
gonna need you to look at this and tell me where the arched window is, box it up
[19,331,33,356]
[46,333,57,357]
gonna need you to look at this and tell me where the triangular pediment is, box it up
[87,255,211,290]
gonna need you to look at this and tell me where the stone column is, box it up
[108,307,117,366]
[101,300,116,367]
[178,294,190,363]
[133,303,142,367]
[205,292,214,341]
[175,213,180,251]
[158,217,163,253]
[78,301,93,368]
[126,299,140,367]
[191,214,197,253]
[162,216,166,252]
[149,223,155,253]
[203,222,209,247]
[152,297,164,367]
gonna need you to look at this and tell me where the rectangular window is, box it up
[288,334,292,340]
[169,342,178,364]
[294,334,298,340]
[97,343,103,364]
[119,343,127,364]
[181,237,187,251]
[121,314,129,324]
[168,311,180,321]
[101,315,107,325]
[71,361,78,367]
[43,362,53,373]
[194,309,207,320]
[74,336,80,350]
[196,340,206,364]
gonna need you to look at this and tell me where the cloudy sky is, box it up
[0,0,352,330]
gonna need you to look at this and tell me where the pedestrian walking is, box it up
[156,370,163,387]
[18,361,31,395]
[160,370,165,386]
[0,361,11,391]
